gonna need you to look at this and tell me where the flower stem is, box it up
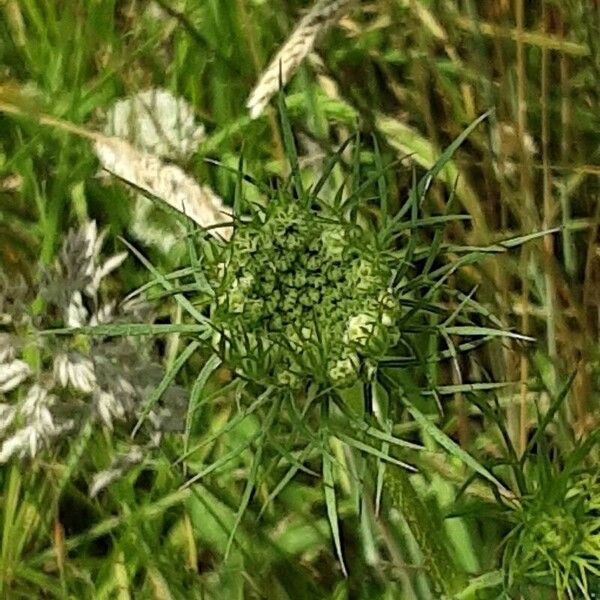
[384,467,466,597]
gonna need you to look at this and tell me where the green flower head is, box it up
[207,200,399,389]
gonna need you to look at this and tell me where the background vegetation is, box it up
[1,0,600,598]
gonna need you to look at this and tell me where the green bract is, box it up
[207,201,399,388]
[508,471,600,596]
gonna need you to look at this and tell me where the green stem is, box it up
[384,467,466,597]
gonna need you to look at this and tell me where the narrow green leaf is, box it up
[322,436,348,577]
[184,354,222,468]
[336,432,415,471]
[181,432,260,490]
[340,417,423,451]
[174,389,270,465]
[224,398,280,559]
[441,325,534,342]
[277,90,306,205]
[523,371,577,460]
[132,340,200,438]
[311,136,354,199]
[42,323,205,337]
[455,570,503,599]
[372,134,388,215]
[258,444,313,519]
[422,382,516,396]
[404,401,510,496]
[375,419,392,516]
[120,237,210,327]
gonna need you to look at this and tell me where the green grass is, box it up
[1,1,600,598]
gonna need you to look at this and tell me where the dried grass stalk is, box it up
[246,0,352,119]
[94,136,233,241]
[0,88,233,243]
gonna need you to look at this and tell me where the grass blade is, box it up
[403,400,511,498]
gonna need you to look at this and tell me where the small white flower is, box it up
[69,356,96,393]
[115,375,137,400]
[354,260,375,291]
[0,403,16,435]
[53,353,97,393]
[0,360,31,393]
[149,430,162,447]
[89,446,144,497]
[0,426,35,462]
[94,389,125,429]
[89,467,122,498]
[378,290,397,311]
[83,220,98,252]
[101,251,128,278]
[89,252,128,296]
[287,331,303,353]
[21,385,55,431]
[147,408,165,430]
[91,223,107,262]
[0,419,57,463]
[321,227,345,258]
[90,301,116,325]
[19,419,64,462]
[381,313,393,327]
[81,222,100,281]
[53,353,69,388]
[328,352,360,384]
[228,279,249,314]
[277,369,300,388]
[66,291,88,328]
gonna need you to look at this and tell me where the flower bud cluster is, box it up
[209,202,399,388]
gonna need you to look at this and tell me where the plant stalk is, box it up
[384,467,466,597]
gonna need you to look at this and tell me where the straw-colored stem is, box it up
[541,2,557,361]
[515,0,532,456]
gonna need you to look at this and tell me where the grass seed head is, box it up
[246,0,353,119]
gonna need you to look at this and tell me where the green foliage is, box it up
[504,428,600,598]
[1,0,600,598]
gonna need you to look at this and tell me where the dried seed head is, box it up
[100,89,229,252]
[94,136,233,241]
[246,0,352,119]
[104,88,205,160]
[0,220,182,472]
[0,403,16,435]
[0,359,31,393]
[89,445,145,498]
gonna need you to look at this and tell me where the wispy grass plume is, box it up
[94,137,233,241]
[0,87,233,242]
[246,0,352,119]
